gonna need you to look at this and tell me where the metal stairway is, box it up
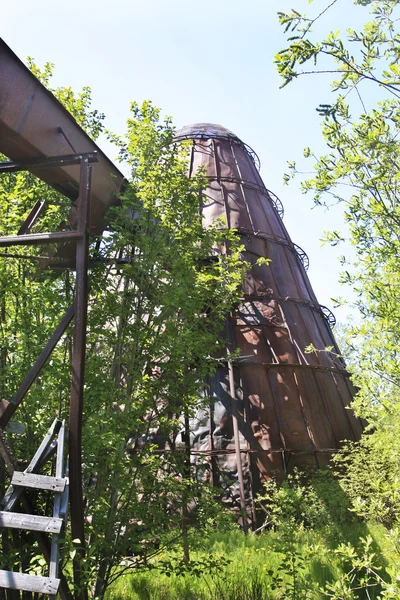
[0,419,68,596]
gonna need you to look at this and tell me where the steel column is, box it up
[69,158,91,600]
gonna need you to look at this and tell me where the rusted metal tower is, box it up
[175,123,363,522]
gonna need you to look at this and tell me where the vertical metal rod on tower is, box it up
[227,355,248,533]
[69,158,91,600]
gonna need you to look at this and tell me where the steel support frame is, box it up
[69,158,91,600]
[0,153,95,600]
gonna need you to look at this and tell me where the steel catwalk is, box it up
[175,123,363,518]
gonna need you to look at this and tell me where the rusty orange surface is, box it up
[176,123,363,514]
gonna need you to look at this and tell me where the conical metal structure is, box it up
[175,123,363,519]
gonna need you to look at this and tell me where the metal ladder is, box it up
[0,419,69,596]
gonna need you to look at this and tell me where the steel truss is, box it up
[0,152,96,600]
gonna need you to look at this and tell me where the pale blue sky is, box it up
[2,0,369,323]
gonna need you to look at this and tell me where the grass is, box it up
[104,522,397,600]
[104,471,400,599]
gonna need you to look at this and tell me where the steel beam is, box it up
[0,231,83,247]
[0,153,98,174]
[0,305,75,429]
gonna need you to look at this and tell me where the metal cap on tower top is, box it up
[174,123,261,171]
[174,122,240,142]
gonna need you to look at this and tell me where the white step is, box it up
[0,511,63,533]
[0,570,60,594]
[11,471,66,492]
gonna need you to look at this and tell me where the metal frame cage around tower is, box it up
[172,123,363,526]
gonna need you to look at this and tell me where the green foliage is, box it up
[275,0,400,572]
[323,535,400,600]
[333,434,400,527]
[257,470,355,532]
[105,521,399,600]
[27,58,105,139]
[81,100,245,597]
[104,474,398,599]
[254,471,400,598]
[157,554,231,579]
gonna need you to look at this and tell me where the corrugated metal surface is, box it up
[175,123,363,517]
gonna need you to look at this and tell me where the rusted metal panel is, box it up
[0,39,124,246]
[176,123,363,518]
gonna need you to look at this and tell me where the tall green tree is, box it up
[0,65,244,598]
[82,101,244,598]
[275,0,400,527]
